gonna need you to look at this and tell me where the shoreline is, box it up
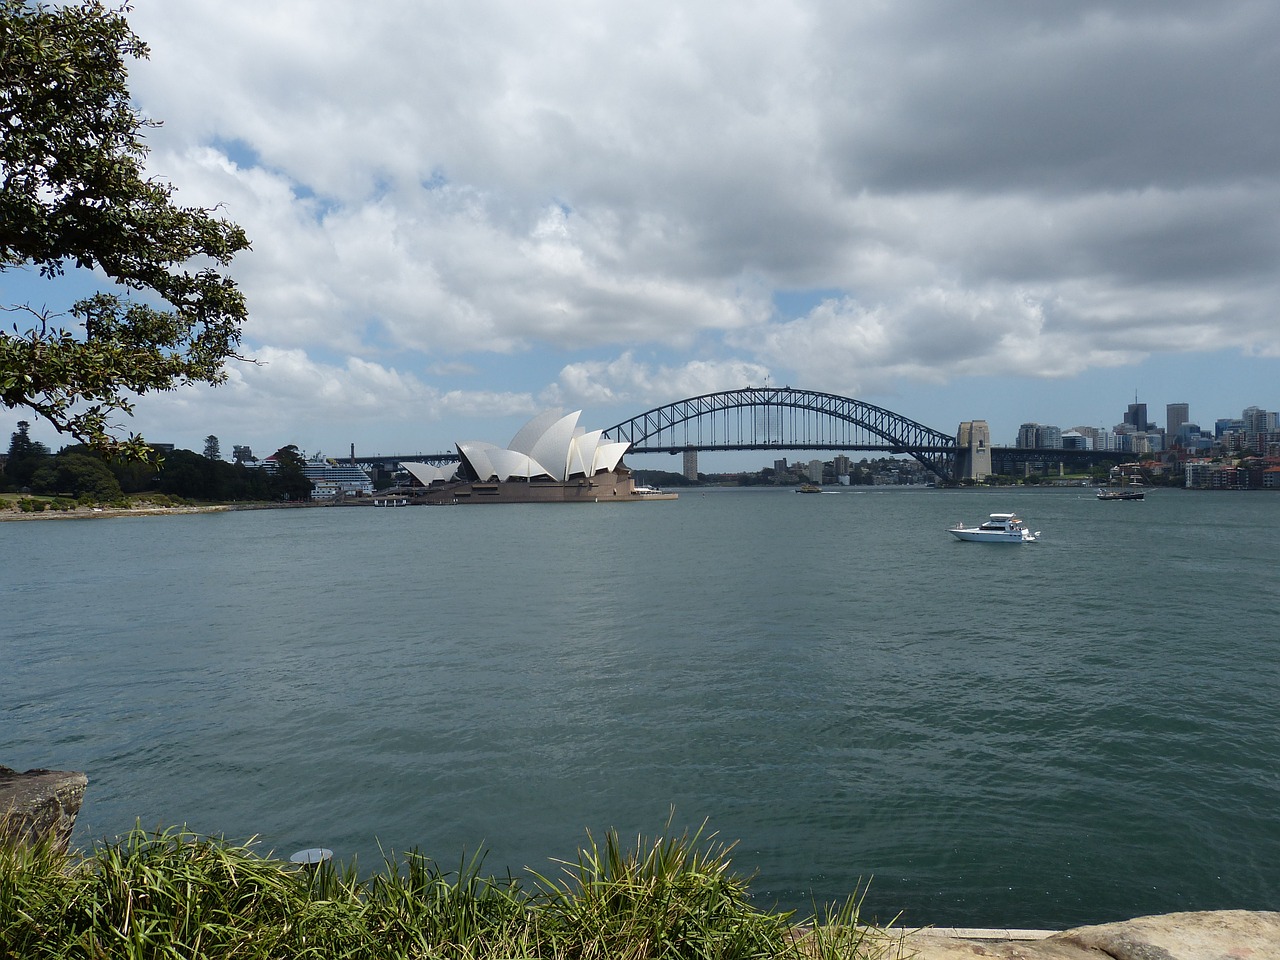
[0,501,251,522]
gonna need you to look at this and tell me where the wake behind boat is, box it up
[948,513,1039,543]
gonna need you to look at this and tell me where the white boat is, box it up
[948,513,1039,543]
[630,484,679,500]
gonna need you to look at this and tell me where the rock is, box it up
[1057,910,1280,960]
[895,910,1280,960]
[0,765,88,853]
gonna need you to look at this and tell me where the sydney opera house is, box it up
[398,410,675,503]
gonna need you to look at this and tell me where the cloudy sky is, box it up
[7,0,1280,466]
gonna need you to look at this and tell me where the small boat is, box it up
[796,483,821,493]
[631,484,678,499]
[948,513,1039,543]
[1096,487,1144,501]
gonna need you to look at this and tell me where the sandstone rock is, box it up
[1056,910,1280,960]
[0,765,88,853]
[895,910,1280,960]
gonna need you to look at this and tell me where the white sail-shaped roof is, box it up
[592,440,630,474]
[566,429,602,478]
[458,441,500,482]
[508,409,567,456]
[400,461,457,485]
[528,411,581,482]
[456,411,628,484]
[488,447,554,481]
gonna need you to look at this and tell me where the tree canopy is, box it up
[4,418,49,486]
[4,424,314,501]
[0,0,250,458]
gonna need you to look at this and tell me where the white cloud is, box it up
[551,353,770,408]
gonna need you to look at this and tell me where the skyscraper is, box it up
[1126,401,1150,432]
[1167,402,1189,437]
[682,449,698,481]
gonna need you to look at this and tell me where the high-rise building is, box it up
[1126,401,1150,432]
[1242,406,1276,434]
[682,449,698,481]
[808,459,823,483]
[1017,423,1061,448]
[1071,426,1100,445]
[1166,403,1189,437]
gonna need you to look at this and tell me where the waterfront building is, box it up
[1185,461,1214,488]
[808,459,823,483]
[1185,460,1249,490]
[409,410,670,503]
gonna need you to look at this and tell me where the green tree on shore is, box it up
[29,449,122,500]
[4,419,50,488]
[1,0,250,459]
[269,445,313,501]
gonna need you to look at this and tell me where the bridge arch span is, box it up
[603,387,957,482]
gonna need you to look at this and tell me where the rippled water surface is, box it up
[4,486,1279,928]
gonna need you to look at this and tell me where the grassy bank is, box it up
[0,823,902,959]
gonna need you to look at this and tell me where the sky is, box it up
[5,0,1279,470]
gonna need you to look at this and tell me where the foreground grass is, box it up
[0,823,903,960]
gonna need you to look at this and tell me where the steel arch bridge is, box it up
[603,387,958,482]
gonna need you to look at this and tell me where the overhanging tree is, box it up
[1,0,250,458]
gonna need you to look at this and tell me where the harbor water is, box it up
[4,485,1279,929]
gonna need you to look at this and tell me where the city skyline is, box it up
[5,2,1280,466]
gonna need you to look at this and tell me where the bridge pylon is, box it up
[956,420,992,481]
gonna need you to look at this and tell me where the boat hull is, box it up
[948,528,1036,543]
[1097,490,1144,500]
